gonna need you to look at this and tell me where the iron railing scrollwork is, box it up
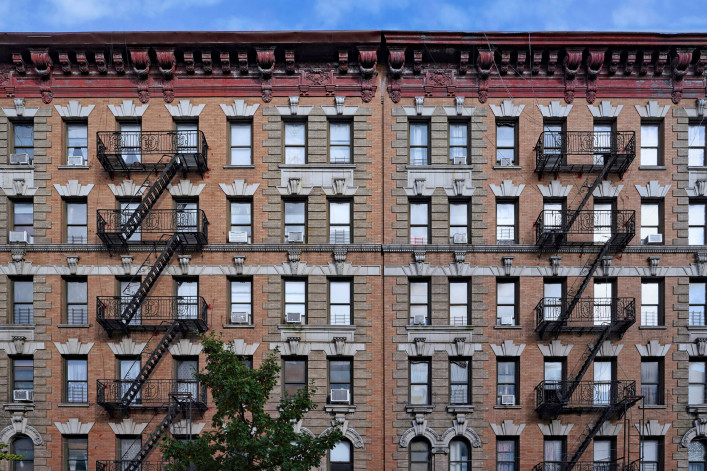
[96,379,207,408]
[535,297,635,330]
[535,380,637,410]
[535,209,635,249]
[96,461,165,471]
[97,296,208,326]
[531,460,626,471]
[97,209,208,245]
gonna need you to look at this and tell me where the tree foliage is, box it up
[0,442,21,461]
[162,334,342,470]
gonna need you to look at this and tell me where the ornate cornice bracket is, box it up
[358,47,377,103]
[476,49,494,103]
[671,48,692,104]
[585,49,605,104]
[563,48,583,104]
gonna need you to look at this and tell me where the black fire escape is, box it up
[94,131,209,471]
[532,130,641,471]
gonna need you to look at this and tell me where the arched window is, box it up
[450,438,471,471]
[410,438,431,471]
[12,435,34,470]
[690,439,707,471]
[330,439,353,471]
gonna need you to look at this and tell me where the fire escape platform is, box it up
[535,210,635,253]
[534,380,640,420]
[535,297,636,339]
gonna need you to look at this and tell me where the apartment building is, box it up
[0,30,704,470]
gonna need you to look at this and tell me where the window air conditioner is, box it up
[452,233,468,244]
[287,231,304,243]
[8,231,28,243]
[286,312,303,324]
[330,388,350,403]
[453,156,466,165]
[229,231,249,243]
[231,311,248,324]
[499,158,513,167]
[500,316,514,325]
[67,155,84,166]
[9,153,30,164]
[13,389,33,402]
[500,394,515,405]
[645,233,663,244]
[413,314,427,325]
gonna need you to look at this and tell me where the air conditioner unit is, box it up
[13,389,33,402]
[286,312,303,324]
[500,316,514,325]
[500,394,515,405]
[453,156,466,165]
[499,158,513,167]
[645,233,663,244]
[287,231,304,243]
[9,153,30,164]
[229,231,249,243]
[452,233,468,244]
[8,231,28,243]
[330,388,350,403]
[413,314,427,325]
[67,155,84,166]
[231,311,249,324]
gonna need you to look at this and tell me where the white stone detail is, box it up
[53,180,94,197]
[220,99,260,117]
[635,340,671,357]
[591,422,622,436]
[537,101,573,118]
[635,101,670,118]
[443,96,476,116]
[275,97,312,116]
[169,339,203,357]
[490,99,525,117]
[168,179,205,197]
[489,180,525,197]
[219,179,260,196]
[402,97,436,116]
[490,420,525,436]
[592,180,623,197]
[109,418,147,436]
[635,181,670,198]
[538,419,574,436]
[588,100,623,118]
[537,340,573,357]
[229,339,259,356]
[490,340,526,357]
[403,168,474,197]
[54,339,94,355]
[108,338,147,356]
[537,180,572,198]
[277,166,357,196]
[164,100,205,117]
[0,339,44,356]
[108,180,147,197]
[0,421,43,446]
[108,100,148,117]
[588,340,623,357]
[54,100,95,118]
[321,96,359,116]
[54,418,95,435]
[2,98,38,118]
[0,170,38,197]
[635,420,670,437]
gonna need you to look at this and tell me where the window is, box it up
[12,358,33,396]
[641,122,661,166]
[594,360,614,405]
[284,279,306,324]
[119,200,141,243]
[12,436,33,470]
[119,278,141,325]
[497,438,518,471]
[65,436,88,471]
[409,359,430,405]
[229,279,252,325]
[119,357,141,403]
[593,279,614,324]
[543,120,565,167]
[496,279,518,326]
[496,120,517,165]
[12,200,34,243]
[690,203,706,245]
[449,358,471,404]
[12,278,33,324]
[229,121,252,165]
[65,278,87,325]
[329,359,352,404]
[593,121,614,165]
[449,200,469,244]
[409,122,429,165]
[12,122,34,160]
[65,122,88,166]
[690,281,707,326]
[450,438,471,471]
[176,278,199,320]
[497,359,518,405]
[175,199,198,233]
[543,279,564,322]
[543,359,565,403]
[641,438,662,471]
[544,438,565,470]
[119,122,141,165]
[409,438,431,471]
[229,200,252,243]
[543,200,564,232]
[284,200,306,242]
[641,200,662,243]
[66,200,87,244]
[284,121,306,164]
[66,357,88,403]
[641,359,663,406]
[449,121,469,164]
[330,439,353,471]
[329,200,351,244]
[449,280,469,325]
[641,279,663,326]
[690,360,707,405]
[119,436,142,468]
[593,199,614,244]
[283,357,307,396]
[409,280,429,325]
[496,200,516,244]
[329,121,351,163]
[410,200,429,244]
[689,123,706,167]
[176,121,198,155]
[329,279,352,325]
[594,439,615,467]
[690,439,707,471]
[176,358,199,399]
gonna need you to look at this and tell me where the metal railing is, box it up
[532,460,627,471]
[535,209,635,249]
[97,209,208,247]
[329,229,351,244]
[535,380,637,410]
[13,307,33,324]
[97,379,207,409]
[97,461,164,471]
[535,297,635,331]
[68,306,88,324]
[97,296,208,328]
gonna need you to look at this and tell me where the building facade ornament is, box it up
[53,181,94,197]
[537,101,573,118]
[54,100,95,117]
[54,419,95,435]
[587,100,623,118]
[54,339,94,355]
[489,180,525,198]
[490,420,526,436]
[490,340,526,357]
[634,101,670,118]
[634,181,670,198]
[164,100,205,117]
[107,100,148,117]
[490,99,525,117]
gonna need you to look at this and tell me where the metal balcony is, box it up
[96,296,208,334]
[96,209,208,250]
[535,380,639,418]
[535,297,635,338]
[96,130,208,177]
[531,460,628,471]
[97,461,165,471]
[96,379,207,412]
[535,210,635,252]
[535,130,635,177]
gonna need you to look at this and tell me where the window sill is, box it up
[494,325,521,329]
[404,164,473,170]
[57,165,90,170]
[405,404,434,414]
[687,404,707,414]
[278,163,356,169]
[688,166,707,171]
[3,403,34,413]
[58,324,90,328]
[638,325,667,330]
[221,324,255,329]
[638,165,666,171]
[58,402,90,408]
[494,405,521,409]
[446,404,475,414]
[639,404,667,409]
[324,404,356,414]
[493,165,522,170]
[223,165,256,169]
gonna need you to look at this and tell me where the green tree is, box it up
[162,334,342,471]
[0,441,21,461]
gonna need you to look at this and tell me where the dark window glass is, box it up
[66,436,88,471]
[283,358,307,396]
[409,360,430,405]
[13,123,34,159]
[13,279,33,324]
[450,359,470,404]
[409,438,431,471]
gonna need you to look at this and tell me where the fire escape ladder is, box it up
[121,154,183,241]
[563,321,614,402]
[120,320,183,407]
[119,233,183,326]
[563,152,619,233]
[566,403,618,471]
[560,241,612,324]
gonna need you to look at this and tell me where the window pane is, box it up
[330,202,350,224]
[450,282,468,304]
[230,202,252,226]
[286,281,306,303]
[642,148,658,166]
[641,203,659,226]
[410,204,428,224]
[231,281,251,303]
[450,203,468,225]
[285,123,305,145]
[67,203,87,224]
[497,282,515,303]
[410,282,428,304]
[690,125,706,146]
[67,123,88,145]
[642,282,659,305]
[67,281,87,303]
[14,281,33,303]
[642,124,659,147]
[691,283,706,304]
[285,147,305,164]
[451,361,469,382]
[330,361,351,383]
[691,205,706,225]
[330,282,351,304]
[410,362,428,382]
[330,123,350,145]
[330,441,351,463]
[67,359,87,380]
[284,360,305,382]
[231,123,251,145]
[14,125,33,147]
[497,125,515,147]
[450,123,467,146]
[231,147,252,165]
[410,124,428,146]
[497,204,514,225]
[285,202,305,223]
[14,203,33,225]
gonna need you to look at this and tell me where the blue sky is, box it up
[1,0,706,32]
